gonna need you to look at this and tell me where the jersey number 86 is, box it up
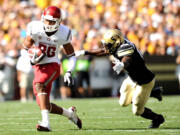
[39,43,56,57]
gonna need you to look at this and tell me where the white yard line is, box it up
[0,128,179,133]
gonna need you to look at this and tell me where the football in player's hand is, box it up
[28,46,42,58]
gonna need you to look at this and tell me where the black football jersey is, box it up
[114,38,155,85]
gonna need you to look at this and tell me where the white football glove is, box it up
[74,50,85,57]
[64,71,74,87]
[30,52,45,65]
[112,59,124,75]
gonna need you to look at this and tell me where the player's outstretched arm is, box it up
[74,48,109,57]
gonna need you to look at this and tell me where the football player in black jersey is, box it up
[74,29,164,128]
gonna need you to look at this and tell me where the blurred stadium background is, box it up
[0,0,179,101]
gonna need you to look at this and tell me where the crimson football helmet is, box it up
[41,6,62,32]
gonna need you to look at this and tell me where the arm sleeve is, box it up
[67,56,76,72]
[85,48,109,56]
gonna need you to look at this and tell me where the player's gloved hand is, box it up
[30,52,45,65]
[74,50,85,57]
[64,71,74,87]
[112,59,124,74]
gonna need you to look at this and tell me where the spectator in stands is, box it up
[0,46,5,101]
[59,51,73,100]
[16,49,34,103]
[3,49,19,100]
[0,0,179,58]
[76,56,92,97]
[176,49,180,90]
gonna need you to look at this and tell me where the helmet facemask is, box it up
[102,41,120,54]
[42,16,61,32]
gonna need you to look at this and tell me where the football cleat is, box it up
[149,114,165,128]
[68,106,82,129]
[36,124,51,132]
[36,121,51,132]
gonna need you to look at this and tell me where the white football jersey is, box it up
[26,20,72,65]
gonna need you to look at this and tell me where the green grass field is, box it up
[0,96,180,135]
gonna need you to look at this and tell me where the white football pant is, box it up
[119,76,155,115]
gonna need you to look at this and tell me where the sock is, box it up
[41,110,50,127]
[141,107,159,120]
[62,108,72,118]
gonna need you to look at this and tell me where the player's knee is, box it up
[119,100,128,107]
[35,83,46,93]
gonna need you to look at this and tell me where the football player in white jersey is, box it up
[23,6,82,131]
[75,29,165,128]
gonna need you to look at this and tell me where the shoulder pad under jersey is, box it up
[116,43,135,57]
[58,24,72,43]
